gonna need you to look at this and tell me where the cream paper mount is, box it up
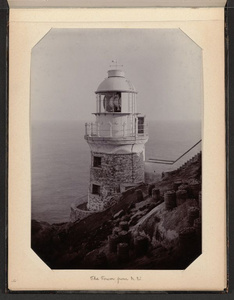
[8,7,226,291]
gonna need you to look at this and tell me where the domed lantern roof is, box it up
[95,68,137,94]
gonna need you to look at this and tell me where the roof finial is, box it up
[110,60,123,70]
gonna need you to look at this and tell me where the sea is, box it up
[31,120,201,224]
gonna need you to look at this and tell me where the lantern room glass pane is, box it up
[102,92,122,112]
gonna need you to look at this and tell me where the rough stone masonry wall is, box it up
[88,151,145,211]
[91,151,144,187]
[88,193,104,211]
[70,206,94,222]
[88,193,119,212]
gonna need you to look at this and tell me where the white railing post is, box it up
[87,123,91,136]
[85,123,88,136]
[109,122,113,137]
[97,122,100,137]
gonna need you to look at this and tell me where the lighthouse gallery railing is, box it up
[85,122,148,138]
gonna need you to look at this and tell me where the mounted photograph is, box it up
[30,28,202,270]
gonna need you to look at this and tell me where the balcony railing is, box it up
[85,122,148,138]
[145,140,202,173]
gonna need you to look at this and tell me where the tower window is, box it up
[92,184,100,195]
[93,156,102,168]
[138,117,145,134]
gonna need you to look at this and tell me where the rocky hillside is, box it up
[31,153,202,269]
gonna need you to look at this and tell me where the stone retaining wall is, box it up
[70,204,94,222]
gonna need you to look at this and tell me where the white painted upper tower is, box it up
[85,64,148,211]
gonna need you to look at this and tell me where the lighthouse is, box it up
[84,64,149,212]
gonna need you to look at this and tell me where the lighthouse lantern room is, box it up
[85,65,149,212]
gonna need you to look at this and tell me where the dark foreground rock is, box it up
[32,153,202,269]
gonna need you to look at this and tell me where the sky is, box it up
[31,28,202,123]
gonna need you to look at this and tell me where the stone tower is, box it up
[85,66,148,212]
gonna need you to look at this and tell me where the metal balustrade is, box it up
[146,140,202,173]
[148,140,201,165]
[85,122,148,138]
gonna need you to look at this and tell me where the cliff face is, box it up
[31,153,201,269]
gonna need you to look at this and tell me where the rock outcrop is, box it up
[31,153,202,269]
